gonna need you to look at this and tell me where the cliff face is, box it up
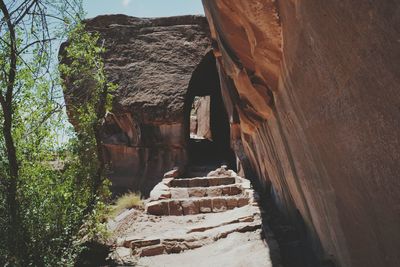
[63,15,211,194]
[63,7,400,267]
[202,1,400,267]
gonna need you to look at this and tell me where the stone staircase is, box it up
[145,172,256,216]
[109,167,273,267]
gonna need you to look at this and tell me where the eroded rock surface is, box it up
[62,15,211,194]
[202,1,400,267]
[62,5,400,267]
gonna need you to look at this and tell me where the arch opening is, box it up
[184,51,236,175]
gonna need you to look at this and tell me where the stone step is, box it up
[169,184,243,199]
[185,171,209,177]
[109,168,268,266]
[170,176,235,188]
[118,206,261,245]
[125,221,262,257]
[146,196,250,216]
[149,176,253,202]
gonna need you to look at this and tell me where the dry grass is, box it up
[111,192,143,217]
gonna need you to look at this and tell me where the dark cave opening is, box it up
[184,51,236,174]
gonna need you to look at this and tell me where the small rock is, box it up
[164,168,180,178]
[162,177,175,186]
[110,247,136,265]
[139,244,166,257]
[150,182,171,200]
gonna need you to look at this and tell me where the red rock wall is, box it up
[202,1,400,266]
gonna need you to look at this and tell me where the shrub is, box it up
[111,192,143,217]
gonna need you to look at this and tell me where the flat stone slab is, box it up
[170,184,243,199]
[170,176,235,188]
[145,196,250,216]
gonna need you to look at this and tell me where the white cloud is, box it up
[122,0,131,7]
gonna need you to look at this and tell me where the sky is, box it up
[83,0,205,18]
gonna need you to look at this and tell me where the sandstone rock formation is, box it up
[62,15,211,194]
[202,1,400,267]
[62,6,400,267]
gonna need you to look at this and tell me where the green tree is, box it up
[60,22,116,214]
[0,1,114,265]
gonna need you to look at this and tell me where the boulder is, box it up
[61,15,211,195]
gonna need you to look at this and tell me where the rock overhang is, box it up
[82,14,212,124]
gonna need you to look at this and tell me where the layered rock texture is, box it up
[202,1,400,267]
[62,15,211,194]
[63,5,400,267]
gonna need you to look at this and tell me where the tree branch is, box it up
[13,0,38,26]
[9,0,31,17]
[17,37,56,55]
[0,35,11,47]
[27,12,66,22]
[0,0,17,105]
